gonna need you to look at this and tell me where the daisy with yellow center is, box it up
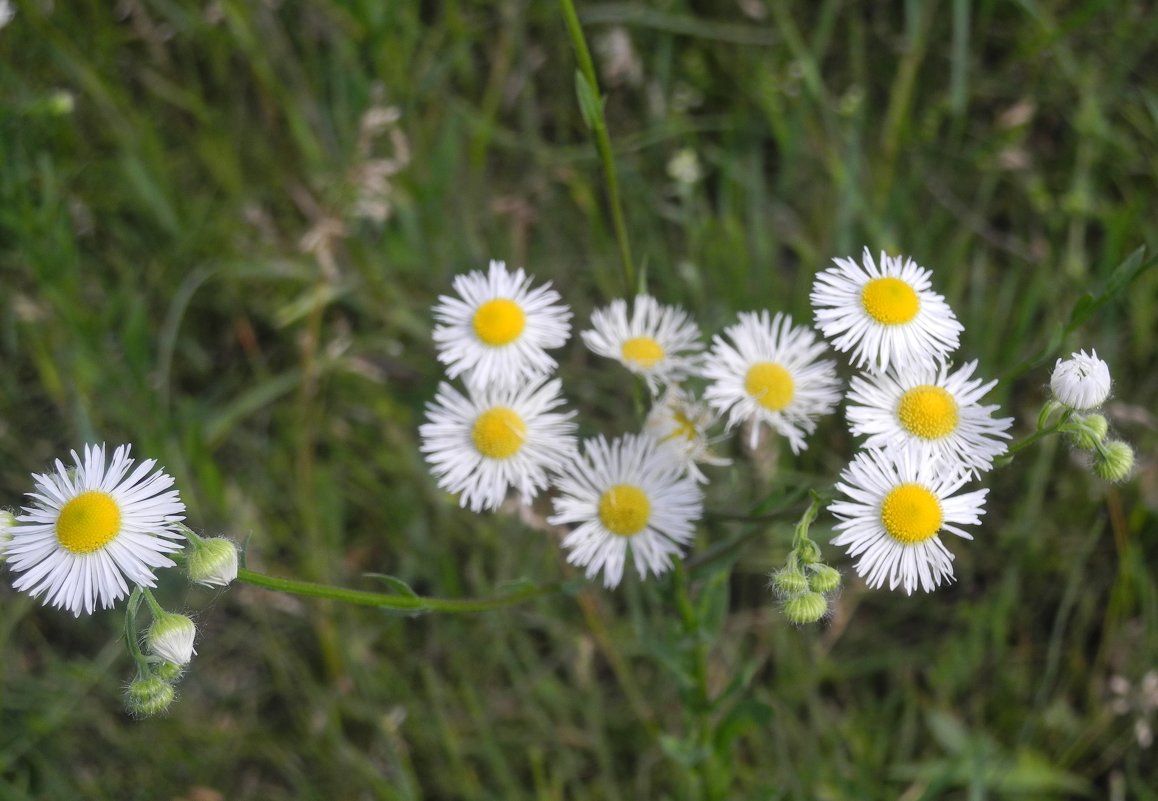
[5,444,186,617]
[811,248,963,373]
[702,311,842,453]
[643,387,730,483]
[548,434,703,588]
[828,448,988,594]
[581,295,704,393]
[420,378,577,512]
[846,360,1013,474]
[432,260,572,391]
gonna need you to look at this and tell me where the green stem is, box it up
[236,568,561,614]
[672,563,724,800]
[1000,422,1064,463]
[559,0,636,293]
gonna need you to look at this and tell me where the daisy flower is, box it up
[432,260,572,391]
[643,386,730,482]
[581,295,703,393]
[1050,349,1112,411]
[6,444,186,617]
[846,360,1013,474]
[549,434,703,588]
[828,447,988,594]
[702,310,842,453]
[420,377,577,512]
[811,248,963,373]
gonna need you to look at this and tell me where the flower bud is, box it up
[147,611,197,666]
[154,661,185,683]
[1068,413,1108,450]
[125,676,175,717]
[187,537,239,588]
[782,591,828,625]
[807,564,841,594]
[795,540,821,565]
[769,567,809,598]
[1093,441,1135,483]
[1050,349,1112,411]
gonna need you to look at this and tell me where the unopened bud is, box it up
[1068,414,1108,450]
[1093,441,1135,483]
[187,537,239,588]
[769,567,809,598]
[146,611,197,666]
[807,564,841,594]
[125,676,175,717]
[782,591,828,625]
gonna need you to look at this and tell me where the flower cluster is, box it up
[422,261,846,588]
[813,249,1011,594]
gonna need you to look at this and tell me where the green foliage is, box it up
[1,1,1157,799]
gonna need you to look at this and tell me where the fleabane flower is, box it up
[1050,349,1112,411]
[702,310,841,453]
[6,444,186,616]
[432,260,572,391]
[581,295,703,393]
[420,378,577,512]
[828,448,987,594]
[643,386,730,482]
[846,360,1013,474]
[549,434,703,588]
[811,248,963,373]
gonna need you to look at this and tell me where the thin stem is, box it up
[1004,422,1063,459]
[559,0,636,293]
[236,568,561,614]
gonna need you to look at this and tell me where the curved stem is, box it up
[236,568,561,614]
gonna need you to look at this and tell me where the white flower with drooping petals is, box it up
[581,295,704,393]
[420,378,577,512]
[549,434,703,588]
[846,360,1013,475]
[643,387,730,483]
[6,444,187,616]
[811,248,963,373]
[432,260,572,391]
[1050,349,1112,411]
[828,447,988,594]
[702,310,841,453]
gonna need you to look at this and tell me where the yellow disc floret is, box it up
[472,298,526,346]
[56,491,122,554]
[861,277,920,325]
[471,407,527,459]
[744,362,795,411]
[621,336,665,369]
[880,483,943,545]
[896,385,959,440]
[598,484,651,537]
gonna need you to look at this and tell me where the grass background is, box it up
[2,1,1157,798]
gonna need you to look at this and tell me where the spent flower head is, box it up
[6,444,186,616]
[432,260,572,391]
[812,248,963,373]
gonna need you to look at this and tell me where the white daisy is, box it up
[828,447,988,594]
[643,386,730,483]
[702,310,841,453]
[549,434,703,588]
[811,248,963,373]
[846,360,1013,474]
[432,260,572,391]
[581,295,704,393]
[420,377,577,512]
[1050,349,1112,411]
[5,444,187,617]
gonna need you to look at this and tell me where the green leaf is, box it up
[363,573,420,599]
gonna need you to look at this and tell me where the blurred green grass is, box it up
[1,1,1157,799]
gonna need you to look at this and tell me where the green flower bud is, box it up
[125,676,175,717]
[807,564,841,594]
[782,591,828,625]
[187,537,239,588]
[1093,441,1135,483]
[154,661,185,683]
[1069,414,1108,450]
[796,540,821,565]
[146,611,197,666]
[769,567,809,598]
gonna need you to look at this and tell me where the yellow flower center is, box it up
[597,484,651,537]
[896,385,959,440]
[880,483,943,545]
[744,362,795,411]
[56,491,122,554]
[471,407,527,459]
[472,298,526,346]
[621,336,665,369]
[861,277,919,325]
[663,410,698,443]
